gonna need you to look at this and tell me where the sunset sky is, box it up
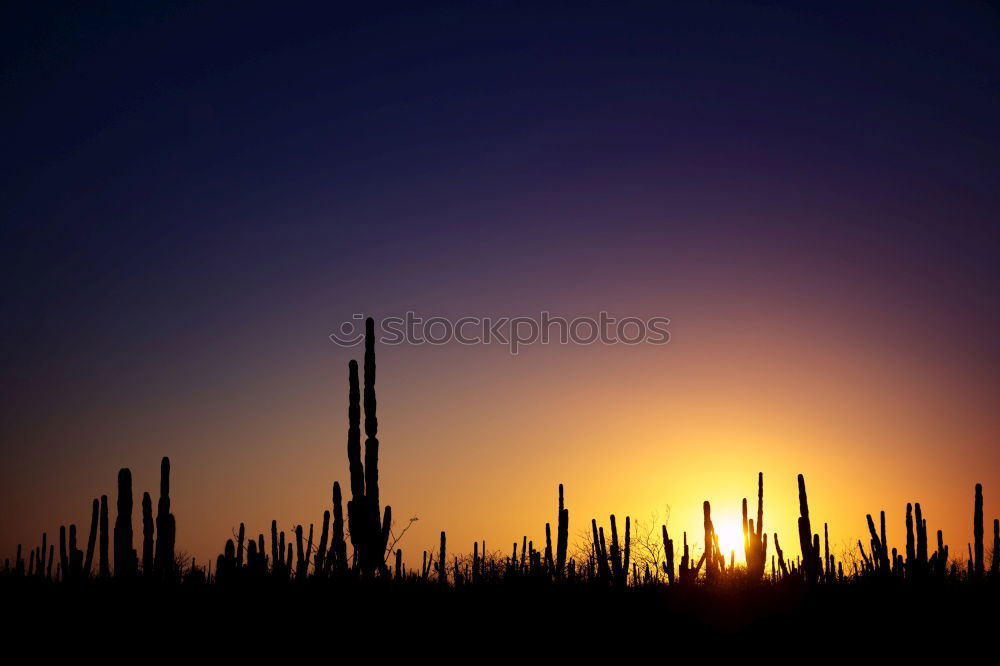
[2,2,998,571]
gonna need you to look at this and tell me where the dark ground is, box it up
[2,579,995,655]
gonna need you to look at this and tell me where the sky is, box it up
[2,1,999,571]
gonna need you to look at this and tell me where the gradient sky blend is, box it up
[2,2,999,569]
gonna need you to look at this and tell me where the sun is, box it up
[711,517,746,566]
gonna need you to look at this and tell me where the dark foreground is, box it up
[3,579,996,655]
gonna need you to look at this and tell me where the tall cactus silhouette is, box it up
[68,524,83,581]
[865,512,889,574]
[774,533,788,577]
[270,520,280,576]
[84,499,98,577]
[437,531,447,585]
[905,503,915,571]
[703,501,716,583]
[345,319,392,577]
[236,523,245,569]
[555,484,569,579]
[609,516,622,583]
[330,482,347,574]
[796,474,820,583]
[37,533,48,580]
[743,472,768,579]
[973,483,984,578]
[915,503,928,575]
[607,514,629,587]
[142,492,154,574]
[114,468,138,578]
[154,457,176,577]
[933,529,949,577]
[315,511,330,574]
[544,523,553,573]
[295,525,307,580]
[661,525,674,584]
[591,518,610,582]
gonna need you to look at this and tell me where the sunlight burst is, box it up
[712,517,746,566]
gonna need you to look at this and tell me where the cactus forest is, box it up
[4,319,998,627]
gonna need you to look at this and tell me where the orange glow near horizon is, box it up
[3,296,997,574]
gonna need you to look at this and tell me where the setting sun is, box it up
[712,517,746,566]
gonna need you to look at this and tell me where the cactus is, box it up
[347,357,364,546]
[306,524,314,576]
[609,515,623,585]
[142,492,154,574]
[555,484,568,579]
[236,523,245,569]
[774,533,788,577]
[99,495,110,578]
[246,539,258,573]
[743,473,768,579]
[59,526,67,579]
[661,525,675,584]
[345,320,393,577]
[216,539,237,583]
[154,457,176,577]
[857,540,871,573]
[973,483,984,577]
[437,531,447,585]
[879,510,888,569]
[602,514,631,588]
[865,513,889,574]
[83,500,98,577]
[915,503,928,575]
[905,503,915,572]
[294,525,305,580]
[70,524,83,580]
[37,533,49,580]
[590,519,609,581]
[543,523,553,575]
[624,516,631,585]
[315,511,330,574]
[330,482,348,574]
[796,474,821,583]
[703,501,716,583]
[270,520,279,573]
[933,529,949,577]
[114,468,138,578]
[679,537,706,585]
[823,523,830,582]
